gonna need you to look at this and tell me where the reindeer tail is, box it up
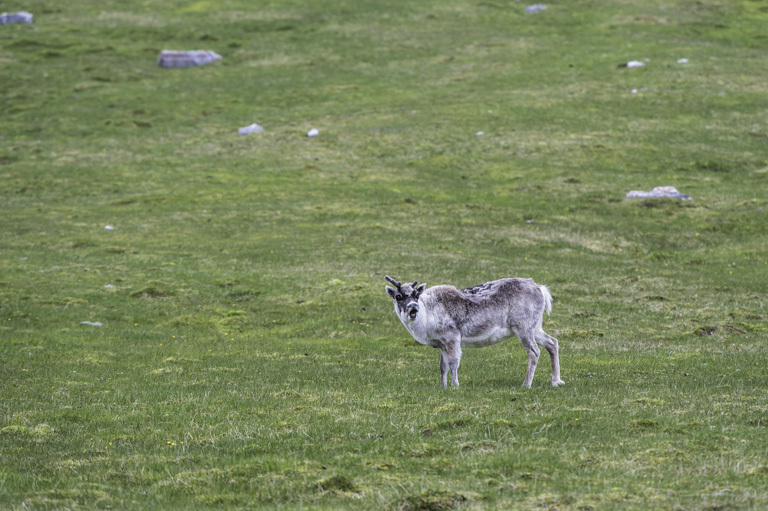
[539,285,553,316]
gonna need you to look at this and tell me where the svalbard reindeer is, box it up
[385,276,564,388]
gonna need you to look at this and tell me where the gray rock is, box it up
[158,50,222,68]
[626,186,691,200]
[0,11,33,24]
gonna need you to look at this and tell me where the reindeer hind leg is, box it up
[517,328,540,388]
[535,329,564,387]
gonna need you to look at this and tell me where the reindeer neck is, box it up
[402,300,429,344]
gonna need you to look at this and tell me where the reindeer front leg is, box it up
[444,335,462,387]
[439,350,449,387]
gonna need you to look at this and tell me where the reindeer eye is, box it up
[395,294,403,301]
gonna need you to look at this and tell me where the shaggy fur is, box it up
[385,276,564,388]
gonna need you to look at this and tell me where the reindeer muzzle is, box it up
[406,302,419,320]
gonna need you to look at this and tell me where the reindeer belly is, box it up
[461,326,513,347]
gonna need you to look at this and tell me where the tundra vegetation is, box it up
[1,0,767,509]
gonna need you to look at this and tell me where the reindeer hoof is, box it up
[552,380,566,387]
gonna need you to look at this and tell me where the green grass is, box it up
[2,0,768,509]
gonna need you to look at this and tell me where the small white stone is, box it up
[307,128,319,137]
[238,123,264,135]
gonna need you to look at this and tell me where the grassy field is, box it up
[2,0,767,509]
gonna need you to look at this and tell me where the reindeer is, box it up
[385,275,564,388]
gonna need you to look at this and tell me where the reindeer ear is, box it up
[415,283,426,295]
[386,286,397,298]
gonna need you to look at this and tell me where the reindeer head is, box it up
[385,275,426,321]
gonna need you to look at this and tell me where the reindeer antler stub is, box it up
[385,275,402,288]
